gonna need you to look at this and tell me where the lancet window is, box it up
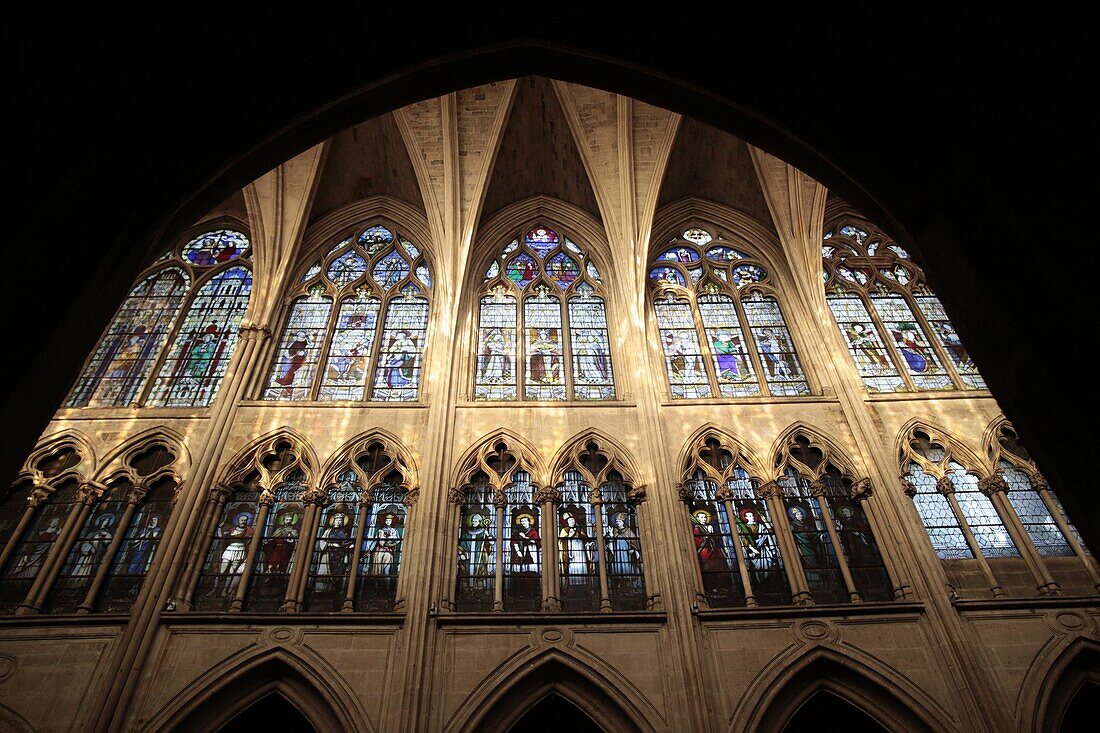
[473,225,615,401]
[262,223,432,403]
[774,434,893,604]
[901,428,1019,560]
[67,228,252,408]
[823,217,986,393]
[679,435,790,608]
[649,226,810,399]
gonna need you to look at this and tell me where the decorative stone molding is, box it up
[257,488,277,506]
[402,488,420,507]
[935,476,955,495]
[900,478,917,498]
[714,486,734,501]
[301,485,329,506]
[1031,472,1050,492]
[808,480,827,498]
[533,486,560,505]
[447,487,466,505]
[76,480,108,504]
[978,475,1009,497]
[209,483,235,503]
[758,481,782,500]
[587,487,603,504]
[627,484,647,504]
[676,484,694,503]
[26,487,50,508]
[850,478,874,501]
[492,487,508,508]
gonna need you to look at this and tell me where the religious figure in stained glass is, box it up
[474,225,615,401]
[263,223,432,402]
[558,509,596,584]
[604,512,642,581]
[649,225,810,399]
[368,511,402,576]
[823,210,987,391]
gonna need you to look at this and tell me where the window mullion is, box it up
[809,481,861,603]
[690,295,722,397]
[363,295,390,402]
[560,297,574,400]
[77,492,141,613]
[907,293,966,390]
[228,497,272,612]
[731,294,771,397]
[135,280,195,407]
[937,477,1005,598]
[308,293,343,401]
[863,294,917,391]
[343,496,373,611]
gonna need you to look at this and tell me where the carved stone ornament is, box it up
[676,484,694,503]
[1031,472,1050,492]
[402,488,420,507]
[935,476,956,495]
[76,480,106,504]
[587,487,603,504]
[238,323,272,342]
[533,486,560,505]
[492,487,508,508]
[258,488,277,506]
[126,484,148,505]
[628,484,647,504]
[210,483,235,503]
[447,487,466,505]
[356,487,375,507]
[850,478,874,501]
[26,487,50,508]
[301,485,329,506]
[758,481,782,500]
[808,480,827,498]
[900,479,918,498]
[978,475,1009,497]
[714,486,734,502]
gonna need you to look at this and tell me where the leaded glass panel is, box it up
[779,470,846,604]
[904,463,972,560]
[0,479,79,614]
[871,295,953,391]
[948,463,1018,558]
[741,294,810,396]
[263,296,333,401]
[504,473,541,612]
[568,293,614,400]
[523,296,566,401]
[475,295,518,401]
[821,478,892,601]
[455,484,496,612]
[47,483,129,613]
[726,468,789,605]
[318,296,381,401]
[557,471,598,611]
[697,294,758,397]
[601,481,645,610]
[148,266,253,407]
[357,484,405,611]
[192,485,261,611]
[827,295,904,392]
[182,229,249,265]
[655,297,711,399]
[245,473,307,612]
[371,295,429,402]
[97,479,175,613]
[684,473,745,607]
[914,295,987,389]
[1000,462,1072,557]
[68,268,190,407]
[304,472,361,612]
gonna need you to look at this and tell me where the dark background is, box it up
[3,10,1095,547]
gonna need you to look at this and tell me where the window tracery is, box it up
[474,225,615,402]
[262,223,432,402]
[649,225,809,399]
[823,218,985,393]
[68,228,252,408]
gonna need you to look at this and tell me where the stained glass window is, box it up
[684,471,746,607]
[726,468,790,605]
[356,483,406,611]
[947,463,1019,558]
[504,472,541,611]
[192,482,262,612]
[778,468,847,604]
[0,479,79,613]
[600,480,646,610]
[455,480,497,612]
[263,223,433,402]
[1000,461,1073,557]
[904,462,973,560]
[557,471,598,611]
[245,472,307,612]
[823,214,986,392]
[649,226,809,399]
[97,477,175,612]
[67,228,252,408]
[474,225,615,402]
[303,470,361,611]
[148,266,253,407]
[47,482,130,613]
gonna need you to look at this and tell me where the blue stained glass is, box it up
[655,297,710,399]
[906,463,972,560]
[685,472,746,607]
[0,479,80,613]
[372,251,410,290]
[546,252,580,289]
[303,472,361,611]
[948,464,1018,558]
[779,469,846,604]
[1000,462,1073,557]
[524,225,559,256]
[475,295,518,401]
[887,244,910,259]
[557,471,599,611]
[263,296,334,401]
[731,264,766,287]
[327,250,367,288]
[915,295,986,390]
[371,297,430,402]
[506,253,538,288]
[727,468,790,605]
[46,485,128,612]
[698,294,759,397]
[565,239,582,255]
[660,247,700,263]
[502,239,519,255]
[400,238,420,259]
[585,261,601,282]
[649,266,685,286]
[827,295,904,393]
[456,483,498,611]
[148,266,252,407]
[302,262,321,282]
[682,228,712,245]
[486,261,500,279]
[245,475,307,612]
[318,297,381,401]
[569,294,615,400]
[839,225,868,245]
[742,295,810,396]
[183,229,249,266]
[416,264,432,288]
[706,246,746,262]
[871,295,953,391]
[359,225,394,246]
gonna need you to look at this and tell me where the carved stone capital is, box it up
[210,483,234,503]
[758,481,782,500]
[850,478,874,502]
[447,487,466,505]
[301,485,329,506]
[358,487,376,507]
[257,488,277,507]
[714,486,735,502]
[492,487,508,508]
[808,480,828,498]
[935,476,956,495]
[77,480,107,504]
[978,475,1009,497]
[587,487,603,504]
[238,323,272,342]
[627,484,647,505]
[26,487,51,508]
[900,479,918,498]
[402,488,419,507]
[533,486,560,505]
[126,484,148,505]
[1031,472,1050,492]
[676,484,694,503]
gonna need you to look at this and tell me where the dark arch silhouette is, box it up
[217,692,315,733]
[1032,640,1100,733]
[153,652,364,733]
[783,690,888,733]
[507,693,604,733]
[744,648,948,733]
[456,652,654,733]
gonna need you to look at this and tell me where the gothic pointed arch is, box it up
[217,428,320,490]
[1021,636,1100,733]
[262,203,435,403]
[647,205,812,399]
[468,200,619,402]
[451,429,548,491]
[449,647,659,733]
[146,647,370,733]
[548,429,641,489]
[677,423,768,486]
[94,427,189,486]
[739,645,951,733]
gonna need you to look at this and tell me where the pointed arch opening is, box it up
[1028,639,1100,733]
